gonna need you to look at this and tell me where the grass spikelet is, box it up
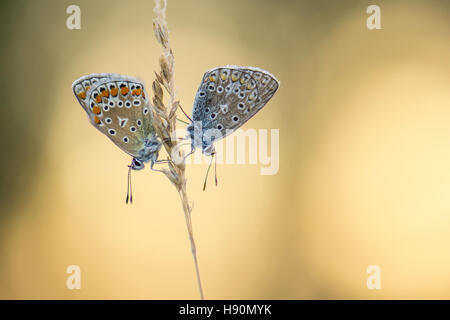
[151,0,205,300]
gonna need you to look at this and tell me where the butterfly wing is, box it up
[191,66,279,141]
[72,73,112,111]
[72,73,155,159]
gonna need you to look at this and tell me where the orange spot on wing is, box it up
[142,91,146,98]
[95,95,102,103]
[92,106,101,114]
[101,89,110,97]
[131,89,137,96]
[135,88,142,96]
[121,87,129,95]
[78,91,86,99]
[110,88,118,97]
[94,116,100,124]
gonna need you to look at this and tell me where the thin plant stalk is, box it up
[151,0,204,300]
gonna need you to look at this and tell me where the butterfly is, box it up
[72,73,161,202]
[185,66,279,189]
[187,66,279,156]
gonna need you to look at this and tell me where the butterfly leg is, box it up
[149,159,166,173]
[180,142,196,162]
[155,159,171,164]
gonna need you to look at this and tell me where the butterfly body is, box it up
[72,73,161,170]
[187,66,279,155]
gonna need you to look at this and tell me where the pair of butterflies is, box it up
[72,66,279,199]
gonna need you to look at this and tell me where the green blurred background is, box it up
[1,0,450,299]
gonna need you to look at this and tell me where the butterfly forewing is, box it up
[192,66,279,140]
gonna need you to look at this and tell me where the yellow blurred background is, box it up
[1,0,450,299]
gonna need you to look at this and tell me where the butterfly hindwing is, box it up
[72,73,112,111]
[72,73,154,159]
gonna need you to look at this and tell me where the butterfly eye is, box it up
[136,119,142,126]
[239,92,245,99]
[208,84,215,91]
[210,113,217,119]
[130,126,136,132]
[204,107,210,113]
[237,102,245,110]
[232,115,240,123]
[125,101,131,108]
[143,108,149,115]
[217,86,223,93]
[132,158,144,170]
[109,101,114,107]
[118,101,123,107]
[123,136,129,143]
[105,118,112,124]
[108,129,116,136]
[133,100,140,106]
[199,91,206,97]
[103,105,109,111]
[217,124,223,130]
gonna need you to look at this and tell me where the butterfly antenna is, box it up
[178,103,192,122]
[176,118,190,125]
[214,153,218,187]
[203,156,214,191]
[126,165,133,204]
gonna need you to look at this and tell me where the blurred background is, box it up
[1,0,450,299]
